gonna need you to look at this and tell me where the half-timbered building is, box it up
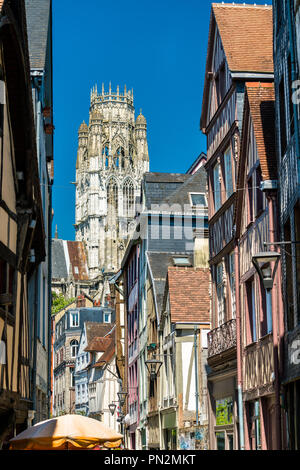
[235,82,285,450]
[273,0,300,450]
[200,3,274,450]
[0,0,46,446]
[159,267,210,450]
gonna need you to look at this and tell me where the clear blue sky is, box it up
[52,0,272,241]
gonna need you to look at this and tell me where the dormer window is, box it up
[172,256,192,267]
[70,310,79,327]
[104,312,111,323]
[189,193,207,208]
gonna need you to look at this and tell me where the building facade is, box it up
[235,82,285,449]
[52,306,114,416]
[25,0,53,425]
[200,3,274,450]
[118,168,209,449]
[273,0,300,450]
[74,84,149,283]
[0,0,47,447]
[158,267,210,451]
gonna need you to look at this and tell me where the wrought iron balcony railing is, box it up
[207,319,236,358]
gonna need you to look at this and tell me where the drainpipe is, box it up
[194,325,199,426]
[268,195,282,450]
[287,0,300,172]
[234,244,245,450]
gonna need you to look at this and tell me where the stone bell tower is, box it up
[75,83,149,280]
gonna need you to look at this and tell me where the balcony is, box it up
[207,319,236,359]
[243,333,274,400]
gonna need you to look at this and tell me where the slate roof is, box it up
[166,267,210,323]
[212,3,273,74]
[51,239,68,279]
[143,173,190,209]
[245,82,276,181]
[161,167,207,208]
[25,0,51,69]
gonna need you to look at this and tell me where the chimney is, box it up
[193,229,209,268]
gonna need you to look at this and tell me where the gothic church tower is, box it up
[75,83,149,279]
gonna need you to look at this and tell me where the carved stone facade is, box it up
[75,84,149,279]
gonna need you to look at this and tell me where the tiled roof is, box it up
[67,241,89,281]
[93,329,116,368]
[85,336,112,352]
[212,3,273,73]
[167,267,210,323]
[25,0,51,69]
[245,82,276,180]
[51,239,89,281]
[85,322,114,347]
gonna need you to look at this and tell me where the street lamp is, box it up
[252,251,281,290]
[145,358,163,381]
[252,251,281,333]
[117,390,128,407]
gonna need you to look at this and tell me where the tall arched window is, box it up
[103,145,109,167]
[70,339,78,358]
[116,147,124,169]
[123,179,134,217]
[107,179,118,221]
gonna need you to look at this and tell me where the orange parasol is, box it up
[9,414,123,450]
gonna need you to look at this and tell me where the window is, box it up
[213,162,221,212]
[107,179,118,220]
[104,313,111,323]
[190,193,207,207]
[216,263,225,326]
[279,77,287,157]
[216,397,233,425]
[228,253,236,319]
[0,259,14,316]
[70,311,79,327]
[246,279,257,343]
[247,176,253,224]
[172,256,192,267]
[249,401,261,450]
[288,54,294,137]
[70,368,75,387]
[215,396,234,450]
[70,339,78,358]
[123,179,135,218]
[255,166,263,216]
[224,147,233,198]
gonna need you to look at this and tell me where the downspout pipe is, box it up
[287,0,300,172]
[234,244,245,450]
[194,325,199,426]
